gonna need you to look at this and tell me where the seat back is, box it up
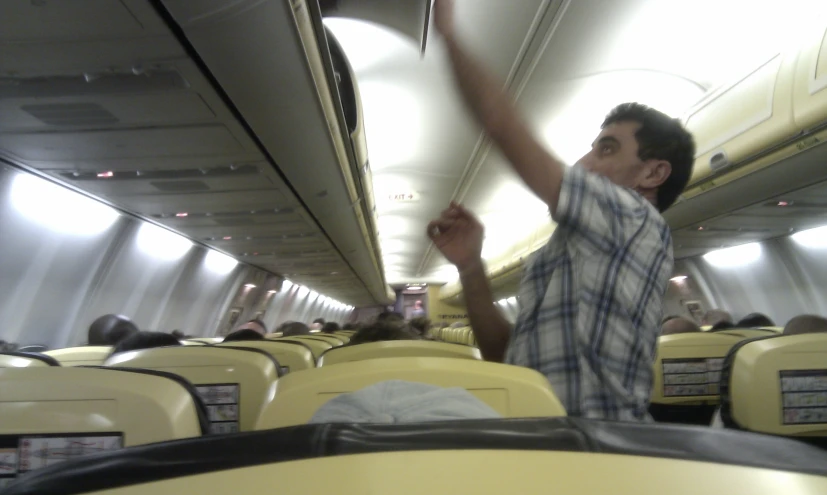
[278,337,332,360]
[0,366,205,487]
[329,333,350,344]
[0,352,60,368]
[318,340,481,366]
[723,333,827,439]
[106,346,278,432]
[185,337,223,344]
[652,332,745,405]
[44,346,112,366]
[256,357,565,428]
[181,340,208,346]
[301,334,344,346]
[214,340,314,373]
[716,328,779,339]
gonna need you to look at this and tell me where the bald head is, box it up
[784,315,827,336]
[88,314,139,345]
[702,309,732,327]
[661,317,701,336]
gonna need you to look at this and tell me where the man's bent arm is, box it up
[458,260,512,362]
[442,35,565,215]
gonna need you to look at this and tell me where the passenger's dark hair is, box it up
[784,314,827,336]
[376,311,405,323]
[710,321,736,331]
[110,331,180,356]
[348,321,420,346]
[322,321,340,333]
[278,321,311,337]
[312,318,325,325]
[243,319,268,332]
[409,317,430,336]
[223,329,265,342]
[602,103,696,212]
[736,313,775,328]
[88,314,140,346]
[342,322,359,330]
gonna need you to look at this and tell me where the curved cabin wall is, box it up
[0,166,350,349]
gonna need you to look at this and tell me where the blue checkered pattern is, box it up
[505,165,673,421]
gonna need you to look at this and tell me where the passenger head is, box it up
[783,315,827,336]
[349,321,420,345]
[110,331,180,356]
[88,314,139,346]
[342,322,359,331]
[414,300,423,309]
[322,321,340,333]
[736,313,775,328]
[661,317,701,336]
[702,309,733,327]
[710,320,736,331]
[408,317,430,336]
[223,328,265,342]
[235,318,267,336]
[661,315,680,325]
[310,318,325,331]
[279,321,311,337]
[578,103,695,212]
[376,311,405,323]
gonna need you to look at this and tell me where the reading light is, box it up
[222,236,232,240]
[244,284,256,289]
[670,275,688,283]
[175,212,188,217]
[96,171,114,178]
[703,243,761,268]
[791,225,827,249]
[267,290,277,294]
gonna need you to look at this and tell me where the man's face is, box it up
[577,121,648,189]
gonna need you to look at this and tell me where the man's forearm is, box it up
[458,260,512,362]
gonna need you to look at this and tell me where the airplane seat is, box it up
[299,334,344,346]
[278,337,332,360]
[214,340,315,373]
[181,340,208,346]
[264,332,284,339]
[256,357,565,429]
[720,333,827,447]
[330,333,350,344]
[44,346,112,366]
[715,328,778,339]
[105,346,279,433]
[0,351,60,368]
[318,340,482,367]
[186,337,223,344]
[6,417,827,495]
[650,332,746,425]
[0,366,206,488]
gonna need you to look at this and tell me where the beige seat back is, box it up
[716,328,778,339]
[185,337,223,344]
[215,340,314,373]
[44,346,112,366]
[256,357,565,428]
[652,332,745,405]
[0,352,60,368]
[302,334,344,346]
[0,366,205,486]
[106,346,277,432]
[278,337,332,360]
[318,340,481,367]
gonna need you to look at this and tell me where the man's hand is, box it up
[427,202,483,272]
[433,0,455,38]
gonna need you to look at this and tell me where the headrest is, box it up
[214,339,314,373]
[720,333,827,439]
[43,346,112,366]
[0,351,60,367]
[318,340,481,366]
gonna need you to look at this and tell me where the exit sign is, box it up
[387,192,420,202]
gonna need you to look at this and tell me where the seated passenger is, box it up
[411,300,427,318]
[348,321,420,345]
[310,318,325,331]
[710,320,736,331]
[322,321,341,334]
[309,380,501,424]
[235,318,267,336]
[223,329,265,342]
[88,314,139,346]
[409,317,431,337]
[783,314,827,336]
[171,330,192,339]
[110,331,181,356]
[279,321,311,337]
[736,313,775,328]
[702,309,733,327]
[342,322,359,331]
[0,340,19,352]
[660,317,701,336]
[376,311,405,323]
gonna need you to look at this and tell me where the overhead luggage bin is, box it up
[256,357,564,428]
[683,52,797,189]
[792,25,827,130]
[5,418,827,495]
[0,352,59,368]
[106,346,278,433]
[318,340,481,367]
[44,346,112,366]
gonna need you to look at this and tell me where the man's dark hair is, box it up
[376,311,405,323]
[737,313,775,328]
[88,314,140,346]
[602,102,696,212]
[409,317,430,336]
[342,322,359,331]
[348,321,420,346]
[223,329,265,342]
[312,318,325,325]
[278,321,311,337]
[110,331,180,356]
[322,321,340,333]
[710,321,736,331]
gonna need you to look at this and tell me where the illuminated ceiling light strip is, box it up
[791,225,827,249]
[702,243,762,268]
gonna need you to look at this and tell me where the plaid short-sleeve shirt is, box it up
[505,165,673,421]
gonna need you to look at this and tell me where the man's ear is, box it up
[642,159,671,188]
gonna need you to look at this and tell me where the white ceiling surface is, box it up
[0,0,368,305]
[329,0,827,285]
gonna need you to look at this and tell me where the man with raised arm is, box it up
[426,0,696,421]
